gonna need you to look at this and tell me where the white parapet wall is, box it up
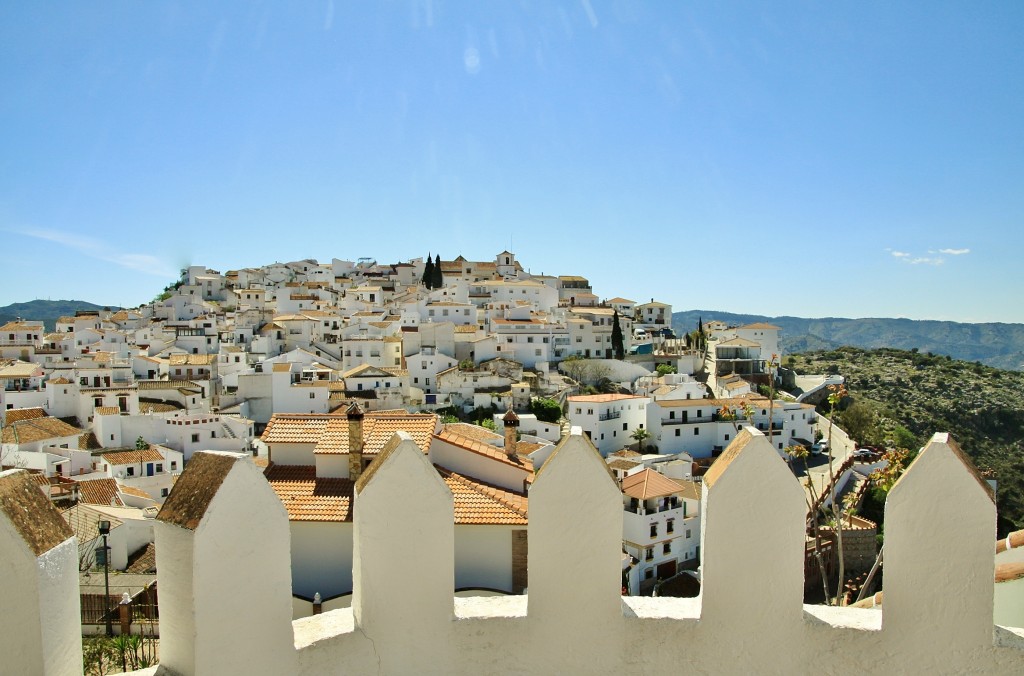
[3,433,1024,675]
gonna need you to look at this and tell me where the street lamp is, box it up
[96,520,113,637]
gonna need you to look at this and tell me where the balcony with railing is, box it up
[598,410,621,421]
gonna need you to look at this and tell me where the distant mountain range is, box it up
[0,300,117,332]
[672,310,1024,371]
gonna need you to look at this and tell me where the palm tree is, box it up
[630,427,651,453]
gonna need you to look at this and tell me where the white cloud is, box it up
[908,257,944,266]
[17,228,178,278]
[890,250,910,258]
[938,248,970,255]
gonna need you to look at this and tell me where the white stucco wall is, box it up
[454,526,517,592]
[291,521,354,599]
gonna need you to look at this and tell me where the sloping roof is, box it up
[437,467,528,525]
[2,416,83,444]
[264,465,354,522]
[621,468,685,500]
[716,337,760,348]
[441,423,503,443]
[157,453,236,531]
[101,449,164,465]
[168,353,216,366]
[434,429,534,472]
[125,543,157,574]
[75,478,126,507]
[0,471,74,555]
[737,322,782,330]
[3,407,47,424]
[261,412,436,456]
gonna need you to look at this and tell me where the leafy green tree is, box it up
[655,364,676,376]
[431,254,443,289]
[135,436,149,451]
[422,254,435,289]
[530,397,562,423]
[611,310,625,360]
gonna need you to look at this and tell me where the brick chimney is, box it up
[502,407,520,460]
[347,402,365,480]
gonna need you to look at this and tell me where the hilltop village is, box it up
[1,251,855,607]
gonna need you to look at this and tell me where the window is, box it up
[161,488,169,498]
[126,467,135,477]
[644,568,654,580]
[171,461,177,470]
[667,519,674,534]
[669,411,675,419]
[675,429,680,437]
[694,428,699,435]
[535,349,542,356]
[685,529,691,539]
[650,523,657,538]
[155,463,163,473]
[663,542,671,554]
[191,433,200,443]
[725,433,730,441]
[623,422,628,431]
[309,392,315,399]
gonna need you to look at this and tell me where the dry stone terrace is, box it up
[2,429,1024,675]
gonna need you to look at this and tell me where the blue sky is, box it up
[2,2,1022,322]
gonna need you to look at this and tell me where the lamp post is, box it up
[96,519,113,637]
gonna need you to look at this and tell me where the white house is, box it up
[567,393,651,456]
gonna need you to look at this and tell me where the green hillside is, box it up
[787,347,1024,536]
[672,310,1024,370]
[0,300,115,332]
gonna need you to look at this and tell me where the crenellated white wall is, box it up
[3,433,1024,676]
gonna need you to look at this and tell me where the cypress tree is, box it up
[422,254,434,289]
[612,310,625,360]
[432,254,444,289]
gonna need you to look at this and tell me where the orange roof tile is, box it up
[434,429,534,472]
[437,467,528,525]
[2,416,83,444]
[621,469,686,500]
[76,478,126,507]
[265,465,354,522]
[101,449,164,465]
[262,412,436,457]
[3,407,47,424]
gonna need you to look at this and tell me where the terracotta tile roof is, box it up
[119,485,153,500]
[442,423,503,443]
[608,459,641,471]
[75,478,126,507]
[79,431,102,450]
[2,416,83,444]
[437,467,528,525]
[670,479,702,501]
[169,353,215,366]
[609,449,642,459]
[262,412,436,456]
[265,465,354,521]
[138,380,202,391]
[737,322,782,330]
[101,449,164,465]
[621,469,686,500]
[454,325,479,333]
[434,429,534,472]
[140,401,180,414]
[48,376,73,385]
[125,543,157,574]
[95,406,121,416]
[3,407,47,423]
